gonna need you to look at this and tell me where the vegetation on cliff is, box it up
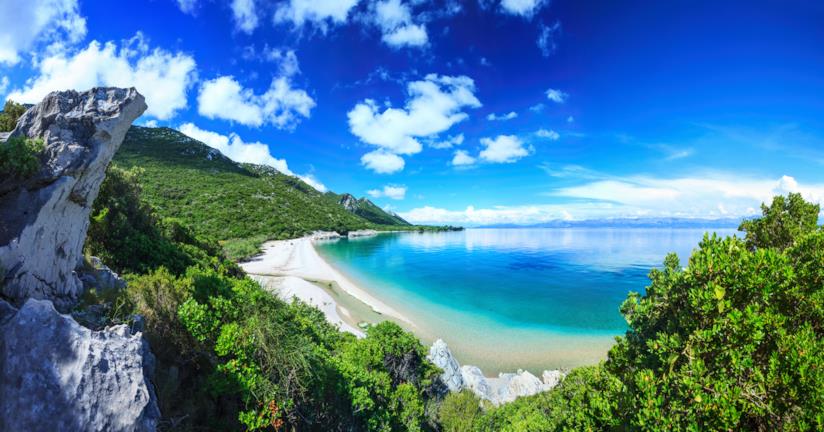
[112,127,449,260]
[0,100,26,132]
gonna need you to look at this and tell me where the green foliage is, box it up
[739,192,820,251]
[607,194,824,431]
[86,164,238,276]
[0,100,26,132]
[334,321,440,431]
[477,365,622,432]
[438,391,484,432]
[0,135,43,179]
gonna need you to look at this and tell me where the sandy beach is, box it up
[240,235,413,337]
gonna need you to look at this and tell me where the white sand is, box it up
[240,236,413,335]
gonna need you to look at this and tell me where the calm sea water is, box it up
[315,228,736,373]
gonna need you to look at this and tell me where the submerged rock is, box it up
[0,87,146,311]
[0,299,160,431]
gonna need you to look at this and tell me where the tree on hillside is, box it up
[0,100,26,132]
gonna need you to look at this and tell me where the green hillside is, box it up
[332,192,412,226]
[113,127,433,257]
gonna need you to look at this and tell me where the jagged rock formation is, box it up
[428,339,465,392]
[335,193,412,226]
[0,299,160,431]
[0,87,146,311]
[428,339,564,405]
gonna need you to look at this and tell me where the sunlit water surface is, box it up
[315,228,736,373]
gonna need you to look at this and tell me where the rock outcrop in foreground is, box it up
[0,299,160,431]
[0,87,146,311]
[0,88,158,431]
[428,339,564,405]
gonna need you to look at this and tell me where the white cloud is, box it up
[275,0,359,29]
[487,111,518,121]
[479,135,532,163]
[537,21,561,57]
[231,0,259,34]
[0,0,86,65]
[141,119,159,128]
[361,149,406,174]
[8,35,197,120]
[373,0,429,48]
[535,128,559,140]
[529,103,545,112]
[178,122,326,191]
[176,0,198,15]
[567,115,574,123]
[348,73,481,172]
[451,149,476,166]
[367,184,407,200]
[546,88,568,103]
[197,75,315,128]
[429,133,464,149]
[399,174,824,225]
[500,0,547,17]
[264,48,300,76]
[383,24,428,47]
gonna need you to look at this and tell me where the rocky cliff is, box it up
[0,88,158,431]
[0,87,146,311]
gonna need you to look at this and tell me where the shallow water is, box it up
[315,228,737,373]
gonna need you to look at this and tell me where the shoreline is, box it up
[240,235,414,330]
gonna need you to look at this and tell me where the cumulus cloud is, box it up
[231,0,259,33]
[367,184,407,200]
[451,149,476,166]
[428,133,464,149]
[197,75,315,128]
[373,0,428,48]
[348,73,481,172]
[176,0,198,15]
[361,149,406,174]
[487,111,518,121]
[399,174,824,225]
[499,0,547,17]
[0,76,9,97]
[479,135,533,163]
[546,88,568,103]
[8,34,197,120]
[535,128,559,140]
[537,21,561,57]
[275,0,359,30]
[178,122,326,191]
[0,0,86,65]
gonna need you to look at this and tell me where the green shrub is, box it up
[0,100,26,132]
[438,391,484,432]
[607,193,824,431]
[0,135,43,179]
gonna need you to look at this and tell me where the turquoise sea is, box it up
[315,228,737,373]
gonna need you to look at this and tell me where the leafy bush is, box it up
[0,100,26,132]
[0,135,43,179]
[608,193,824,431]
[438,391,484,432]
[86,164,239,276]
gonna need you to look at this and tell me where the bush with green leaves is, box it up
[608,193,823,431]
[0,100,26,132]
[0,135,43,179]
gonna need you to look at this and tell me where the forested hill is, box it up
[112,127,428,256]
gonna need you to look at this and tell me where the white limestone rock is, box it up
[0,299,160,431]
[427,338,464,392]
[0,87,147,311]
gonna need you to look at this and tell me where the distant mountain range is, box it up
[478,217,745,229]
[331,193,411,226]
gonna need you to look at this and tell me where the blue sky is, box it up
[2,0,824,224]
